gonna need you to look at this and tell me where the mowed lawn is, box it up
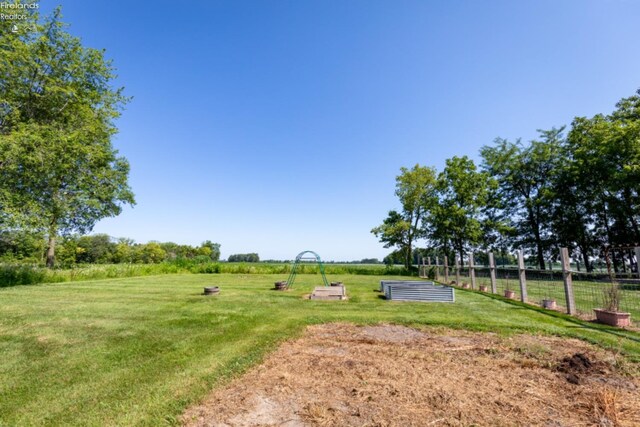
[1,274,639,426]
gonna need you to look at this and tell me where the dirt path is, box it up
[183,323,640,426]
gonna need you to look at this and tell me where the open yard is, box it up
[1,274,640,426]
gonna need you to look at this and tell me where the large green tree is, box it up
[547,150,598,271]
[563,90,640,270]
[480,129,563,269]
[0,5,134,267]
[372,164,438,269]
[429,156,489,264]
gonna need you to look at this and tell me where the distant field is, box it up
[1,274,639,426]
[0,262,410,287]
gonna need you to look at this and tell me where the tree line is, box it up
[0,232,221,266]
[227,253,260,262]
[373,89,640,272]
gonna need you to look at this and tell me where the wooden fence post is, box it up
[635,247,640,279]
[455,256,460,286]
[469,251,476,289]
[560,247,576,315]
[444,255,449,284]
[435,257,440,281]
[517,250,527,303]
[489,251,497,294]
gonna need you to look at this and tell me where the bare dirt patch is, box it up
[183,324,640,426]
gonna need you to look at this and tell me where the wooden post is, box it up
[435,257,440,281]
[517,250,527,303]
[634,247,640,279]
[489,252,497,294]
[455,256,460,285]
[444,255,449,283]
[469,251,476,289]
[560,247,576,315]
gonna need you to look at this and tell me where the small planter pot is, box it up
[542,299,557,310]
[203,286,220,296]
[594,309,631,327]
[274,281,288,291]
[461,283,471,289]
[479,285,489,292]
[504,289,516,299]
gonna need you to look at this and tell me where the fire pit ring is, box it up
[204,286,220,296]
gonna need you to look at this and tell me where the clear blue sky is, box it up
[40,0,640,261]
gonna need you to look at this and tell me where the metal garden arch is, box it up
[286,250,329,288]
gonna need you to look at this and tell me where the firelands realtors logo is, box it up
[1,1,39,21]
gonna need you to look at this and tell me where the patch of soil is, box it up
[557,353,603,385]
[182,324,640,427]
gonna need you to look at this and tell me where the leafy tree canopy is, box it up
[372,164,438,269]
[0,4,134,267]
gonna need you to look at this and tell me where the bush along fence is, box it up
[419,248,640,327]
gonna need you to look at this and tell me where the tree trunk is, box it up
[629,215,640,242]
[623,187,640,241]
[601,204,620,272]
[46,233,56,268]
[527,206,546,270]
[581,247,591,272]
[404,242,412,270]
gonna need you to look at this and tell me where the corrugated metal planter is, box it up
[383,282,454,303]
[379,280,435,295]
[387,285,455,302]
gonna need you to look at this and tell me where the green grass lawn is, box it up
[1,274,640,426]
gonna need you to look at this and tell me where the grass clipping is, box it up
[183,324,640,427]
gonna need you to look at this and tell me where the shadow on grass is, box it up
[458,286,640,344]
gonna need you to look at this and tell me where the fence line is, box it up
[433,247,640,324]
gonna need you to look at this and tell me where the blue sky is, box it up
[39,0,640,261]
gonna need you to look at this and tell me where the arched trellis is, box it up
[286,250,329,288]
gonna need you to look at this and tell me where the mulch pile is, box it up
[183,323,639,426]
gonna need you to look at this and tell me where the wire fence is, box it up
[570,272,640,319]
[418,248,640,325]
[521,269,566,311]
